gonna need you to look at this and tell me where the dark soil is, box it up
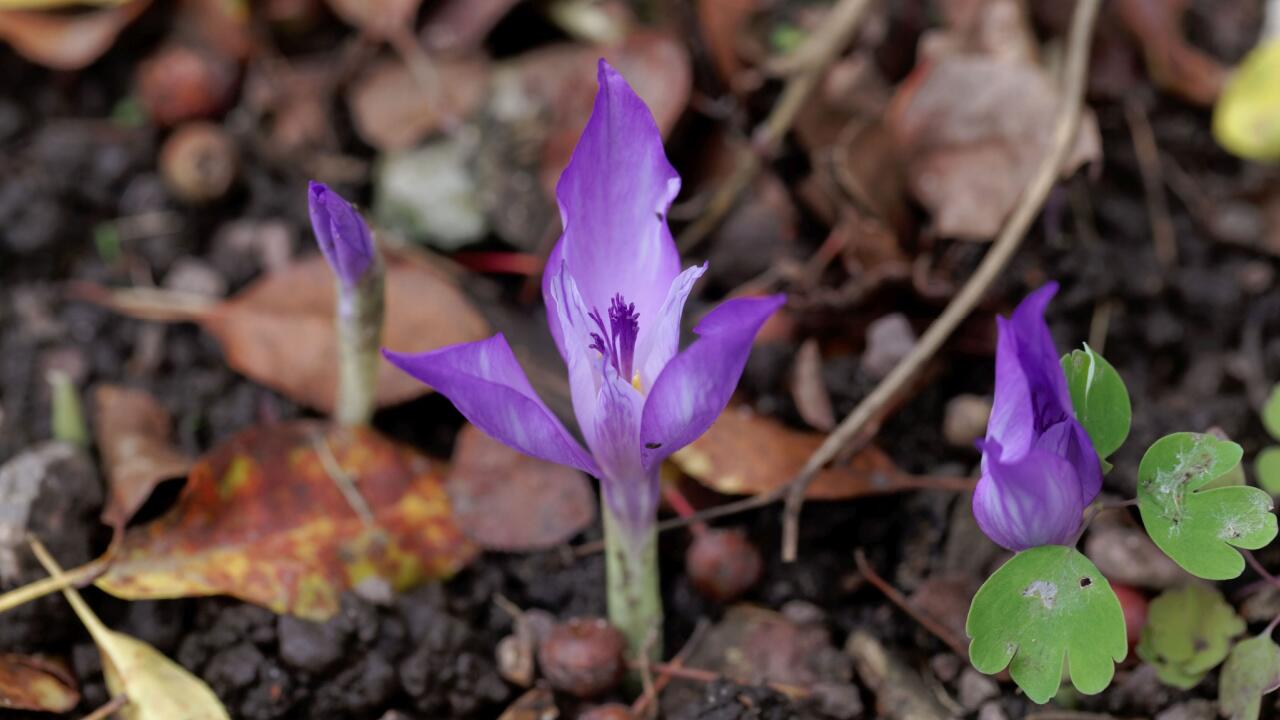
[2,1,1280,719]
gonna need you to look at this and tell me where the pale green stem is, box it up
[602,499,662,662]
[335,265,384,426]
[47,370,88,447]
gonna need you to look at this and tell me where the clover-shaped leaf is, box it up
[1137,433,1277,581]
[1061,344,1130,462]
[1256,447,1280,497]
[1135,584,1245,689]
[1220,634,1280,720]
[1263,384,1280,441]
[966,545,1127,704]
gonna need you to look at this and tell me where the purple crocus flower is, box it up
[309,181,375,288]
[384,60,783,541]
[973,283,1102,551]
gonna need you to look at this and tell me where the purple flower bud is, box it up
[972,283,1102,551]
[308,181,375,287]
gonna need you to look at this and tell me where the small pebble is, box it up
[862,314,916,380]
[958,668,999,710]
[160,122,238,204]
[943,394,991,448]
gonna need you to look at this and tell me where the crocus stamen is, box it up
[588,294,640,380]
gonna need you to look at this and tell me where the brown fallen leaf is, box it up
[672,406,972,499]
[696,0,758,91]
[789,339,835,432]
[1114,0,1227,106]
[421,0,521,55]
[95,420,477,620]
[79,250,490,415]
[447,424,596,551]
[497,686,558,720]
[0,653,78,713]
[93,385,192,532]
[886,54,1101,239]
[324,0,421,40]
[0,0,150,70]
[347,55,490,151]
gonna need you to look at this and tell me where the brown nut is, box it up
[536,617,626,698]
[136,43,236,126]
[579,703,636,720]
[685,528,763,603]
[160,122,238,204]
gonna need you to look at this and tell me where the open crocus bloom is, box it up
[973,283,1102,551]
[384,60,784,541]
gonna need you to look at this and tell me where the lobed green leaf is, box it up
[1061,345,1130,462]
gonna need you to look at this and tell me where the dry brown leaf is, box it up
[324,0,421,39]
[497,686,558,720]
[0,653,78,713]
[789,339,835,432]
[672,406,932,499]
[696,0,758,90]
[30,538,230,720]
[96,421,477,620]
[421,0,521,54]
[1114,0,1227,106]
[446,424,595,551]
[347,56,490,151]
[93,385,191,532]
[886,55,1101,240]
[82,251,491,414]
[0,0,150,70]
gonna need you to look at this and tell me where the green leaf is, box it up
[1220,634,1280,720]
[1061,345,1131,460]
[1135,584,1245,689]
[1264,385,1280,441]
[1137,433,1277,580]
[1256,446,1280,496]
[966,546,1127,704]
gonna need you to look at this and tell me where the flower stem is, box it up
[602,499,663,663]
[335,267,384,426]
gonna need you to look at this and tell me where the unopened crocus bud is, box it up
[307,180,383,426]
[308,181,375,288]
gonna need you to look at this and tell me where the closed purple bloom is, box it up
[973,283,1102,551]
[308,181,375,287]
[384,60,783,539]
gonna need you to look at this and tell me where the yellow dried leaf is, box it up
[29,538,229,720]
[1214,38,1280,162]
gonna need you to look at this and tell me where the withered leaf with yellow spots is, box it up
[96,420,477,620]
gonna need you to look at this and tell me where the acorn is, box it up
[579,703,636,720]
[159,122,238,204]
[136,43,236,126]
[685,528,763,603]
[536,617,626,698]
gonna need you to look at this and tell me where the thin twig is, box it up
[81,695,129,720]
[1124,98,1177,269]
[854,549,970,659]
[312,432,376,527]
[677,0,873,253]
[0,557,108,615]
[627,659,811,699]
[1069,498,1139,547]
[779,0,1105,562]
[631,620,709,718]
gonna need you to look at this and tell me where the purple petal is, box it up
[548,59,681,345]
[639,294,785,471]
[1036,419,1104,507]
[634,263,707,390]
[973,440,1085,551]
[383,336,599,477]
[545,259,605,434]
[585,364,653,535]
[308,181,375,287]
[1008,281,1073,416]
[986,315,1037,457]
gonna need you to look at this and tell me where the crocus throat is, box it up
[589,294,640,382]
